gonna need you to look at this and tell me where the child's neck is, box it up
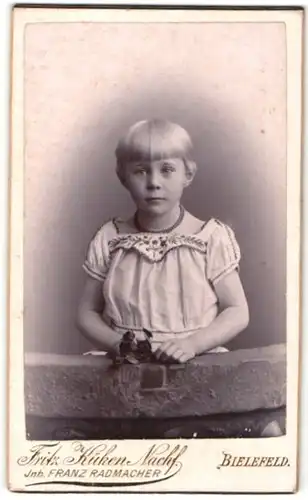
[136,204,183,232]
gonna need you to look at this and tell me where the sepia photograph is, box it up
[8,5,302,493]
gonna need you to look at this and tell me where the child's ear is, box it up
[183,161,197,187]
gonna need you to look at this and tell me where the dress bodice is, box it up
[83,217,240,347]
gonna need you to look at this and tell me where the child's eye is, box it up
[161,163,175,173]
[134,166,147,175]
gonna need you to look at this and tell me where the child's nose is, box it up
[147,172,161,190]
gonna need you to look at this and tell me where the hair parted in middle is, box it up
[115,119,197,183]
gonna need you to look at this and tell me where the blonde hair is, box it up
[115,119,196,181]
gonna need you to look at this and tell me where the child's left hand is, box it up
[154,339,196,363]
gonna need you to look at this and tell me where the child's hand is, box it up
[154,338,196,364]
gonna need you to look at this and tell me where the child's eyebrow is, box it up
[132,161,148,167]
[161,160,177,166]
[131,159,178,167]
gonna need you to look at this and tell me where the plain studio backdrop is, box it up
[24,22,286,354]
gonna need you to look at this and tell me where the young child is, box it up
[77,119,249,363]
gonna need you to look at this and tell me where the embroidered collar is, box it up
[108,232,208,263]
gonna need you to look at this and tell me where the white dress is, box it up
[83,218,241,352]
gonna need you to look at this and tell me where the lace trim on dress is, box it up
[108,233,207,263]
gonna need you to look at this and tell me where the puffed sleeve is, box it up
[206,221,241,285]
[82,223,112,282]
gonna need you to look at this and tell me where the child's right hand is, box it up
[154,339,196,364]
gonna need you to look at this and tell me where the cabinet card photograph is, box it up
[8,5,303,493]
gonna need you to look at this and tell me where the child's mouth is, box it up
[145,197,165,203]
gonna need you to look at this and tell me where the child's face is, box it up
[123,158,191,215]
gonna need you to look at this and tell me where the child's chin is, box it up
[142,204,167,215]
[148,205,165,213]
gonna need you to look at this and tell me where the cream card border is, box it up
[8,7,303,493]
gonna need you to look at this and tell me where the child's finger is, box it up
[155,341,174,357]
[164,344,181,358]
[154,347,169,362]
[169,348,185,362]
[158,353,169,362]
[178,352,191,363]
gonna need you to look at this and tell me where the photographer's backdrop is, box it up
[24,22,286,353]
